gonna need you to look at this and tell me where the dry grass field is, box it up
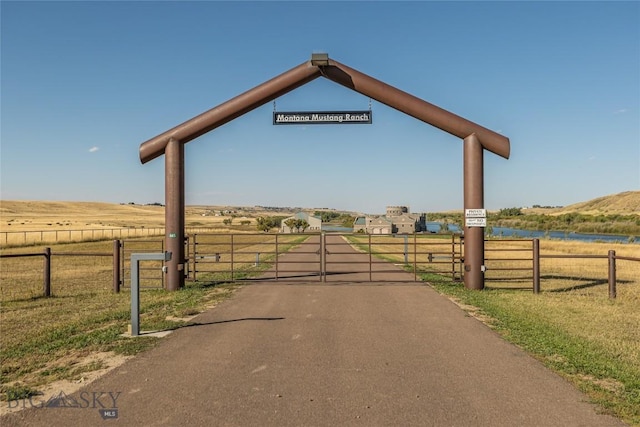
[0,201,299,246]
[0,200,288,231]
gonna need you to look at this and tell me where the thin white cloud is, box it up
[89,146,100,153]
[613,109,627,114]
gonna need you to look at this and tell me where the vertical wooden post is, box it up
[463,134,485,290]
[113,239,121,293]
[413,233,417,281]
[368,234,372,282]
[191,234,197,281]
[43,247,51,297]
[608,250,616,299]
[275,234,279,280]
[165,138,185,291]
[321,232,326,282]
[451,235,456,281]
[532,238,540,294]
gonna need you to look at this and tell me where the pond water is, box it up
[323,223,637,244]
[426,222,638,244]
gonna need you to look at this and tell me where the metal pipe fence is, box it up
[0,246,116,300]
[340,234,464,282]
[188,233,310,282]
[1,234,638,301]
[481,238,640,298]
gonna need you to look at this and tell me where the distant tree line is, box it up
[491,210,640,235]
[428,209,640,236]
[253,213,357,232]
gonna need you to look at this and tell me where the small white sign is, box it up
[465,217,487,227]
[465,209,487,218]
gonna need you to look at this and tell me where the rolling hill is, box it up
[526,191,640,216]
[0,191,638,234]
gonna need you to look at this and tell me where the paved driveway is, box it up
[1,235,625,426]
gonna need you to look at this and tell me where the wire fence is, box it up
[0,226,229,248]
[0,228,166,247]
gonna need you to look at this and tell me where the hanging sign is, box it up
[273,110,372,125]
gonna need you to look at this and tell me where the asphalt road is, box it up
[2,235,626,426]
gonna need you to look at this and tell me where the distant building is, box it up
[280,212,322,233]
[352,206,426,234]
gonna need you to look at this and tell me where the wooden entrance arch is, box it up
[139,53,510,291]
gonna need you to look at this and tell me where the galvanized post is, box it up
[130,252,172,336]
[533,238,540,294]
[130,257,140,336]
[113,240,121,293]
[463,134,485,290]
[43,247,51,297]
[608,250,616,299]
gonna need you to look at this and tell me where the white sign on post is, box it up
[465,209,487,218]
[465,217,487,227]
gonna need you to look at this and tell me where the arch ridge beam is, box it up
[140,61,322,164]
[321,59,510,159]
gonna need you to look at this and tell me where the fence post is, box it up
[275,234,279,280]
[608,250,616,299]
[113,240,121,293]
[368,234,372,282]
[413,233,417,281]
[191,234,197,281]
[321,232,326,282]
[451,235,455,280]
[533,238,540,294]
[43,247,51,297]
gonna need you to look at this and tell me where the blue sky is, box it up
[1,1,638,214]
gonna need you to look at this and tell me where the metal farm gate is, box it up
[185,233,463,284]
